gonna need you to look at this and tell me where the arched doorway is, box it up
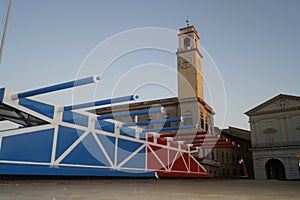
[265,159,286,180]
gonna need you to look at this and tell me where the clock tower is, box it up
[177,25,204,100]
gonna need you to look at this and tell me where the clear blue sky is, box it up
[0,0,299,130]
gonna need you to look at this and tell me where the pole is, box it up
[63,95,138,111]
[97,107,164,120]
[0,0,12,63]
[122,117,182,127]
[12,75,100,100]
[142,124,198,133]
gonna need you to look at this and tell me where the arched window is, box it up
[184,37,191,50]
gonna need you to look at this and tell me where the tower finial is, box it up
[185,16,190,27]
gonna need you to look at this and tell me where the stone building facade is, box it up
[245,94,300,180]
[204,127,253,178]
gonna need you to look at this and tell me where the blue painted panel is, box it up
[96,134,115,164]
[0,129,54,162]
[61,132,110,166]
[0,163,155,177]
[0,88,5,103]
[139,132,147,140]
[120,127,136,138]
[95,120,115,133]
[123,147,146,169]
[62,111,89,127]
[55,126,84,159]
[19,98,54,119]
[117,138,143,165]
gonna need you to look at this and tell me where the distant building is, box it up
[245,94,300,180]
[204,127,253,178]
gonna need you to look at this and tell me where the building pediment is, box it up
[245,94,300,116]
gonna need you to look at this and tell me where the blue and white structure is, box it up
[0,76,213,178]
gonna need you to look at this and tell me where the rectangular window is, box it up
[164,121,171,128]
[184,117,193,126]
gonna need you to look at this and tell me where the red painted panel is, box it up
[159,131,207,138]
[183,153,190,171]
[150,145,169,168]
[168,149,178,169]
[147,146,165,170]
[189,157,200,172]
[181,144,189,150]
[147,135,154,143]
[190,147,197,151]
[170,141,178,148]
[171,153,188,172]
[157,137,167,145]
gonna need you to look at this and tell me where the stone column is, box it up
[250,121,257,145]
[280,118,289,145]
[252,153,267,179]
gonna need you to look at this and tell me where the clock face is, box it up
[181,60,189,69]
[181,57,192,69]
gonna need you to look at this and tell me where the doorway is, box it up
[265,159,286,180]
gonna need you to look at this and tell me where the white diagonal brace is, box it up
[180,151,189,172]
[54,130,90,165]
[50,125,59,165]
[92,132,114,167]
[117,144,145,169]
[148,145,167,171]
[169,150,179,170]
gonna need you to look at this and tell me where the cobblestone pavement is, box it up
[0,179,299,200]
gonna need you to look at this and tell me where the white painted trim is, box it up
[113,124,119,169]
[50,125,59,166]
[91,132,114,167]
[0,137,2,150]
[117,167,150,172]
[180,152,189,172]
[169,150,179,170]
[0,124,55,137]
[58,163,111,169]
[151,168,209,175]
[117,144,146,169]
[0,160,49,166]
[155,172,159,179]
[54,130,90,165]
[188,152,191,172]
[167,148,170,171]
[148,145,167,170]
[50,106,64,166]
[145,144,148,171]
[190,155,207,172]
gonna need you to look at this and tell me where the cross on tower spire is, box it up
[185,16,190,27]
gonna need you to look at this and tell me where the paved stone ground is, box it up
[0,179,299,200]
